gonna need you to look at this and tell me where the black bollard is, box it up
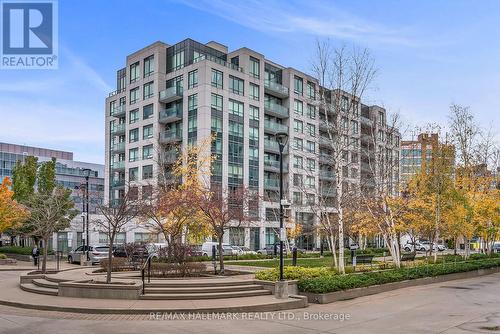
[292,246,298,266]
[320,243,324,257]
[273,243,278,257]
[212,245,217,275]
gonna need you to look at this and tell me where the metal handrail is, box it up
[140,252,157,294]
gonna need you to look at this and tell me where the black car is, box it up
[112,245,127,258]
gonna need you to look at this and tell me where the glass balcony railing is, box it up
[264,159,288,172]
[264,120,288,133]
[110,123,126,135]
[110,104,126,117]
[264,80,289,97]
[320,170,335,179]
[159,86,183,103]
[161,149,179,164]
[264,178,279,189]
[110,178,125,187]
[111,142,125,152]
[160,129,182,144]
[264,101,289,118]
[111,161,125,170]
[159,105,182,123]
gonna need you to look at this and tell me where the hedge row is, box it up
[298,257,500,294]
[255,266,336,281]
[0,246,54,255]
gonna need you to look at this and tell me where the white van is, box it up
[201,242,236,257]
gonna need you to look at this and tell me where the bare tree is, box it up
[311,39,377,273]
[94,188,143,283]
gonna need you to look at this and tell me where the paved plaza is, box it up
[0,269,499,334]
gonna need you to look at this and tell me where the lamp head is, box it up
[275,132,289,146]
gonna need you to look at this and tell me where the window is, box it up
[293,137,303,151]
[129,148,139,162]
[294,76,303,95]
[211,69,223,89]
[188,69,198,89]
[306,158,316,171]
[229,227,245,246]
[129,128,139,143]
[142,185,153,199]
[293,155,303,169]
[211,93,223,111]
[249,127,259,141]
[378,111,385,126]
[294,100,303,115]
[307,104,316,119]
[172,50,184,70]
[143,104,153,119]
[249,105,259,121]
[143,81,154,99]
[229,99,244,117]
[249,83,259,101]
[306,140,315,153]
[351,120,359,134]
[129,87,139,104]
[293,174,303,187]
[142,165,153,179]
[129,167,138,181]
[306,176,315,189]
[249,147,259,160]
[293,119,303,133]
[351,152,359,163]
[229,121,244,137]
[135,232,157,243]
[130,62,139,83]
[143,124,153,139]
[306,193,315,205]
[229,75,244,95]
[129,109,139,124]
[306,123,316,136]
[293,192,302,205]
[144,55,154,77]
[307,81,316,99]
[249,56,260,78]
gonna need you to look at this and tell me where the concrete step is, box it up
[140,289,271,300]
[144,284,263,294]
[44,276,71,283]
[32,278,59,289]
[144,280,256,288]
[20,283,58,296]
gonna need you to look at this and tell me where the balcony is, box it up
[110,123,126,136]
[264,101,289,118]
[111,161,125,171]
[110,178,125,188]
[360,116,373,125]
[319,153,331,164]
[264,159,288,173]
[264,80,289,98]
[264,178,279,190]
[110,199,123,207]
[320,187,336,197]
[111,142,125,153]
[319,136,331,147]
[264,120,288,135]
[161,149,179,164]
[319,170,335,180]
[159,86,183,103]
[159,105,183,124]
[159,129,182,145]
[110,105,126,118]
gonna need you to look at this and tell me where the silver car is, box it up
[68,245,110,264]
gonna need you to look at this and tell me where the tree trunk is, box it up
[41,237,48,273]
[328,234,338,268]
[338,208,345,274]
[218,235,224,275]
[106,234,114,284]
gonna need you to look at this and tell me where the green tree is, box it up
[37,158,57,195]
[12,156,38,203]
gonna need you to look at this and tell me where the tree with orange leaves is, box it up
[0,177,29,233]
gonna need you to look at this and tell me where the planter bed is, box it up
[58,279,142,299]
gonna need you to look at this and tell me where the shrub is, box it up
[255,266,336,281]
[0,246,54,255]
[298,257,500,294]
[100,257,132,272]
[0,253,7,259]
[149,261,206,277]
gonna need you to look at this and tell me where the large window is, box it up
[129,109,139,124]
[129,87,139,105]
[229,227,245,246]
[293,119,303,133]
[211,93,223,111]
[294,99,303,115]
[229,75,244,95]
[293,155,303,169]
[130,62,140,83]
[143,81,154,99]
[249,57,260,78]
[306,123,316,136]
[143,124,153,139]
[293,137,303,151]
[211,69,223,89]
[307,104,316,119]
[129,148,139,162]
[143,104,153,119]
[307,81,315,99]
[129,128,139,143]
[142,165,153,179]
[144,55,154,77]
[129,167,138,181]
[142,144,153,160]
[249,83,259,101]
[188,69,198,89]
[294,75,303,95]
[249,105,259,121]
[171,50,184,71]
[229,99,244,117]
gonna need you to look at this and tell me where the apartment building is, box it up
[105,38,400,250]
[400,133,439,184]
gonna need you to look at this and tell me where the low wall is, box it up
[301,267,500,304]
[58,280,143,299]
[255,279,299,295]
[1,253,56,262]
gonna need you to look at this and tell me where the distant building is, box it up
[400,133,439,184]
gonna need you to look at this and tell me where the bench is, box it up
[401,253,416,262]
[348,254,374,265]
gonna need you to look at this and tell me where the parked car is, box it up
[68,245,110,264]
[112,244,127,258]
[239,246,257,255]
[257,243,287,256]
[433,243,446,252]
[231,246,244,256]
[201,242,235,257]
[493,242,500,254]
[189,245,203,257]
[403,241,431,252]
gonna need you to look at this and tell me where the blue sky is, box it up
[0,0,499,164]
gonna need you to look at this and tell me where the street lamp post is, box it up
[82,168,92,261]
[275,132,288,282]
